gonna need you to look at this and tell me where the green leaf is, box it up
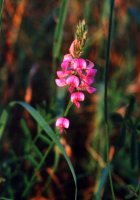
[53,0,69,59]
[9,101,77,199]
[0,107,9,140]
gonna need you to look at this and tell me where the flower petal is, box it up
[57,70,73,78]
[56,117,70,133]
[86,87,96,93]
[55,78,67,87]
[86,69,97,76]
[71,92,85,108]
[66,75,79,88]
[73,58,87,69]
[61,61,69,70]
[63,54,73,62]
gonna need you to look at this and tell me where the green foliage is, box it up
[1,101,77,199]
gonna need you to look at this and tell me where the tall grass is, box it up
[104,0,115,199]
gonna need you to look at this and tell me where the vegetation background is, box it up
[0,0,140,199]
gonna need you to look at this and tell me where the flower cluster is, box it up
[55,20,97,133]
[55,54,97,108]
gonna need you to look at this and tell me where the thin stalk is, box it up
[64,100,72,117]
[104,0,115,199]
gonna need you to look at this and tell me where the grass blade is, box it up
[0,107,9,140]
[104,0,115,199]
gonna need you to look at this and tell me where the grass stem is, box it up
[104,0,115,199]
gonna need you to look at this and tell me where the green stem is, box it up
[104,0,115,199]
[64,100,72,117]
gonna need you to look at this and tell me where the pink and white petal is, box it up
[73,58,87,69]
[57,71,66,78]
[55,78,67,87]
[68,86,75,93]
[63,118,70,128]
[57,70,72,78]
[56,117,63,127]
[71,92,85,102]
[74,101,80,108]
[66,75,79,87]
[63,54,73,62]
[55,117,69,133]
[61,61,69,70]
[78,92,85,101]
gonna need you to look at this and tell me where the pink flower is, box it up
[55,40,97,109]
[61,54,73,71]
[71,92,85,108]
[78,81,96,94]
[63,54,73,62]
[66,75,80,93]
[82,69,97,85]
[57,70,73,78]
[73,58,87,69]
[55,78,67,87]
[56,117,70,133]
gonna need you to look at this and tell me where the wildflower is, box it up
[55,117,69,133]
[71,92,85,108]
[73,58,87,69]
[66,75,80,93]
[55,20,97,131]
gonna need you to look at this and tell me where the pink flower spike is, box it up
[71,92,85,108]
[56,117,70,133]
[73,58,87,69]
[55,78,67,87]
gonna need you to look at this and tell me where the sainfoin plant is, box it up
[55,20,97,133]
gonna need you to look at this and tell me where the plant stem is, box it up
[104,0,115,199]
[64,100,72,117]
